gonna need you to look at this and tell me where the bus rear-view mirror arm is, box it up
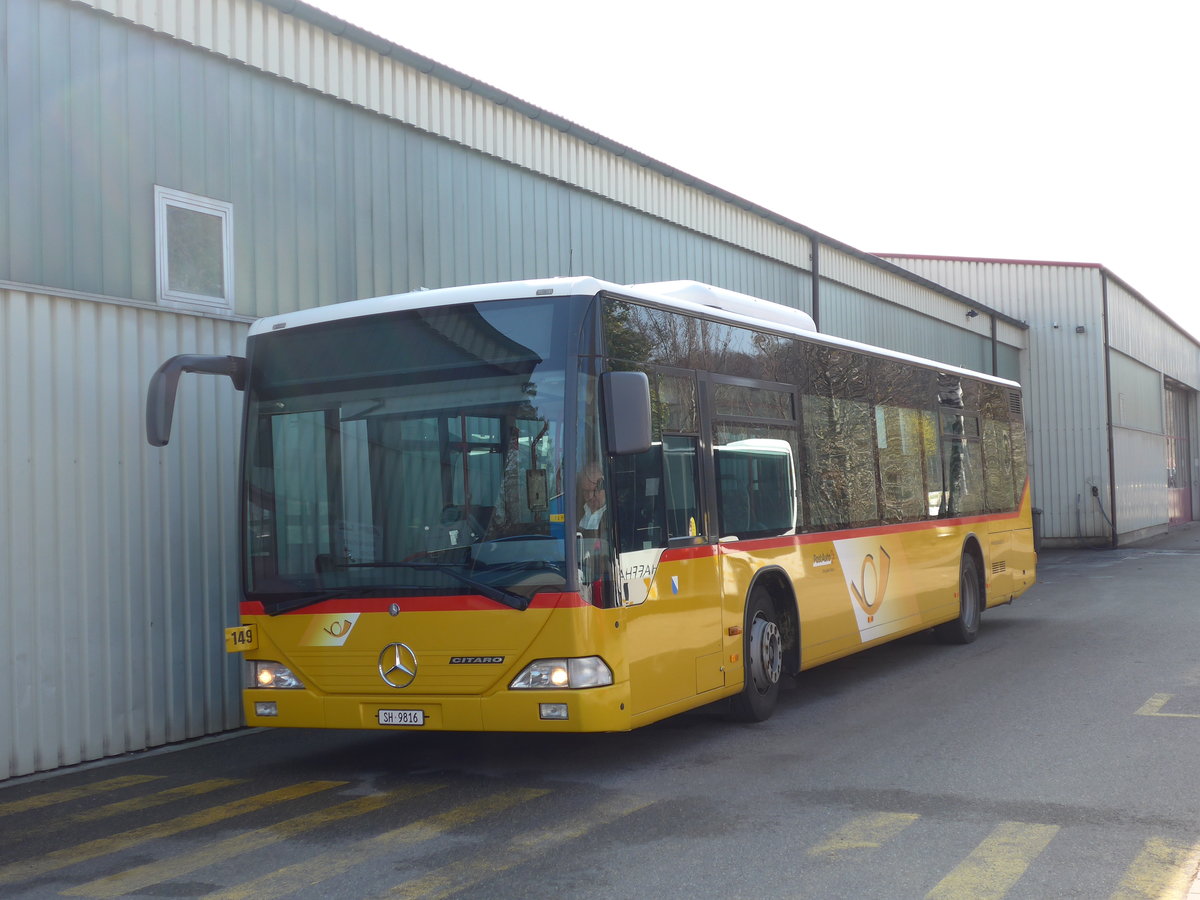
[146,354,247,447]
[601,370,652,456]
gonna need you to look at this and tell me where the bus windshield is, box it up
[242,297,574,609]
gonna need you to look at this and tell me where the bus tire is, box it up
[935,554,981,645]
[729,587,783,722]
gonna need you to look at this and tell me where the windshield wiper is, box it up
[336,562,530,611]
[260,589,364,616]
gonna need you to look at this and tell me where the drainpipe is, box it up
[1101,274,1118,548]
[991,314,998,376]
[811,240,821,331]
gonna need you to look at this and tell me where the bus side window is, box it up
[611,447,667,552]
[663,435,701,539]
[715,438,796,538]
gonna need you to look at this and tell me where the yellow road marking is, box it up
[808,812,921,858]
[24,779,244,839]
[207,787,548,900]
[0,775,163,817]
[1136,694,1200,718]
[925,821,1059,900]
[0,780,342,887]
[1110,837,1200,900]
[383,794,654,900]
[64,783,442,898]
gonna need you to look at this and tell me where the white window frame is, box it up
[154,185,234,312]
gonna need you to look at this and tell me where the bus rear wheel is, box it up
[935,554,981,644]
[729,588,783,722]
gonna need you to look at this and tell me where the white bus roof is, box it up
[247,276,1018,388]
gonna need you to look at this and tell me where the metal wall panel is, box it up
[1113,428,1168,534]
[77,0,814,273]
[821,249,1026,351]
[1110,351,1164,433]
[1107,279,1200,388]
[0,287,246,779]
[818,279,1006,376]
[824,248,980,332]
[877,256,1100,327]
[6,0,813,320]
[1109,351,1171,535]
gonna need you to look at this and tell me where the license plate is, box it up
[378,709,425,726]
[225,624,258,653]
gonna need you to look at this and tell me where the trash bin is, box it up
[1031,507,1042,553]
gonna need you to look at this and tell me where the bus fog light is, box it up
[254,701,278,717]
[248,661,305,689]
[510,657,612,689]
[539,703,569,720]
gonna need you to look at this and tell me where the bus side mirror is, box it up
[146,354,247,447]
[601,371,652,456]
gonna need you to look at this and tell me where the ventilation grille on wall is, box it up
[1008,391,1023,415]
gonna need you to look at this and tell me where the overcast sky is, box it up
[307,0,1200,338]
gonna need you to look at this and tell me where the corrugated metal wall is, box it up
[1113,432,1169,536]
[76,0,814,275]
[1107,280,1200,388]
[817,279,1018,379]
[1109,352,1167,534]
[5,0,812,318]
[1,286,247,779]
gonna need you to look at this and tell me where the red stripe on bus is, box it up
[659,544,718,563]
[717,500,1032,552]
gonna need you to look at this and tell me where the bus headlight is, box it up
[247,660,305,689]
[509,657,613,690]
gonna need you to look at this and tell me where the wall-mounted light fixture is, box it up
[965,309,979,319]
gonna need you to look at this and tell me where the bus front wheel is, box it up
[729,588,783,722]
[935,555,981,644]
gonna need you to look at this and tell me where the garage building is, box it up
[1,0,1194,779]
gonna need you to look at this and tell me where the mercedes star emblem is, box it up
[378,642,418,688]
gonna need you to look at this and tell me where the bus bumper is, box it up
[242,682,634,733]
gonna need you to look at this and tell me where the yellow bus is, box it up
[147,276,1035,731]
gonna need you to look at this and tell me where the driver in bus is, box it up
[577,462,611,598]
[578,462,607,531]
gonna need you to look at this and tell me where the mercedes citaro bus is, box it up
[147,276,1035,732]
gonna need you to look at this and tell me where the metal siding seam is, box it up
[148,0,167,33]
[228,0,245,64]
[263,3,279,77]
[331,26,348,99]
[30,295,57,770]
[242,0,259,68]
[0,293,11,777]
[381,50,395,124]
[280,6,297,83]
[4,291,31,776]
[197,0,214,50]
